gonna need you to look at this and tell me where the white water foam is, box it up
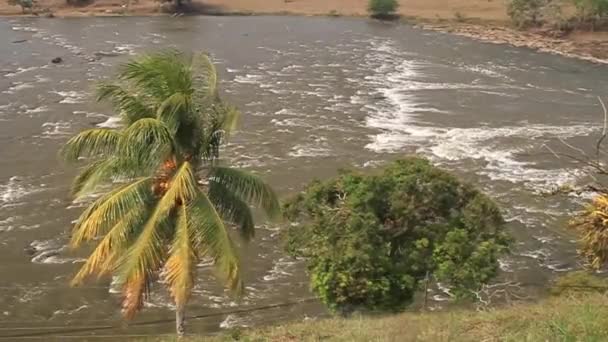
[96,116,123,128]
[288,144,331,158]
[50,90,88,104]
[358,38,597,191]
[0,176,44,208]
[262,257,297,282]
[41,121,72,137]
[234,74,265,84]
[3,82,34,94]
[4,65,48,78]
[24,105,49,114]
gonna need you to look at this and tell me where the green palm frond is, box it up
[191,53,218,103]
[96,83,154,125]
[116,162,199,318]
[72,157,152,198]
[208,182,255,241]
[119,51,192,101]
[156,93,190,133]
[60,128,121,163]
[164,201,197,307]
[190,190,242,294]
[72,204,151,286]
[70,177,153,248]
[199,104,239,162]
[71,160,106,196]
[219,103,240,136]
[209,166,280,220]
[119,118,175,168]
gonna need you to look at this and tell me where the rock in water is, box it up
[51,57,62,64]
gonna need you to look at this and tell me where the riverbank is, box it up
[1,0,608,64]
[145,294,608,341]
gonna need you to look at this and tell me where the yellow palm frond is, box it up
[70,177,152,248]
[71,205,149,286]
[116,162,199,318]
[164,200,196,307]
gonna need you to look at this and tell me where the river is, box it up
[0,15,607,339]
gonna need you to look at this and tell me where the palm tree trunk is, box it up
[176,306,186,337]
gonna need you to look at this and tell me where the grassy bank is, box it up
[142,293,608,341]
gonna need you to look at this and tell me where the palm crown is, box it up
[61,51,280,324]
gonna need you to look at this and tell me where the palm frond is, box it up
[218,103,240,136]
[190,190,242,293]
[119,118,175,168]
[208,182,255,241]
[164,201,196,307]
[72,204,150,286]
[209,166,281,220]
[191,53,217,103]
[70,177,152,248]
[119,51,192,101]
[116,162,199,318]
[71,160,105,196]
[60,128,121,163]
[156,92,189,133]
[96,83,154,125]
[72,157,152,198]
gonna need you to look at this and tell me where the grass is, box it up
[141,293,608,341]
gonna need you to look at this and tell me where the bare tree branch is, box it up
[596,96,608,162]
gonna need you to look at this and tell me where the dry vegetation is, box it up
[139,293,608,342]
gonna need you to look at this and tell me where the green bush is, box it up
[7,0,34,12]
[507,0,547,28]
[572,0,608,23]
[284,157,511,313]
[368,0,399,19]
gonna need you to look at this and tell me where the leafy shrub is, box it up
[507,0,547,28]
[551,271,608,296]
[7,0,34,12]
[284,157,511,313]
[572,0,608,23]
[368,0,399,19]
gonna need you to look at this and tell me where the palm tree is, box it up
[61,50,280,337]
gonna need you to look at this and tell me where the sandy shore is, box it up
[0,0,510,20]
[1,0,607,64]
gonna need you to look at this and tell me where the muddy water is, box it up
[1,15,607,338]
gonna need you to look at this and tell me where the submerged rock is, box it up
[51,57,62,64]
[93,51,121,58]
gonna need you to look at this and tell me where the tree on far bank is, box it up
[368,0,399,19]
[7,0,34,13]
[61,50,279,337]
[284,158,511,313]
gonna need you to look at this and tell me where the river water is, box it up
[0,15,607,339]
